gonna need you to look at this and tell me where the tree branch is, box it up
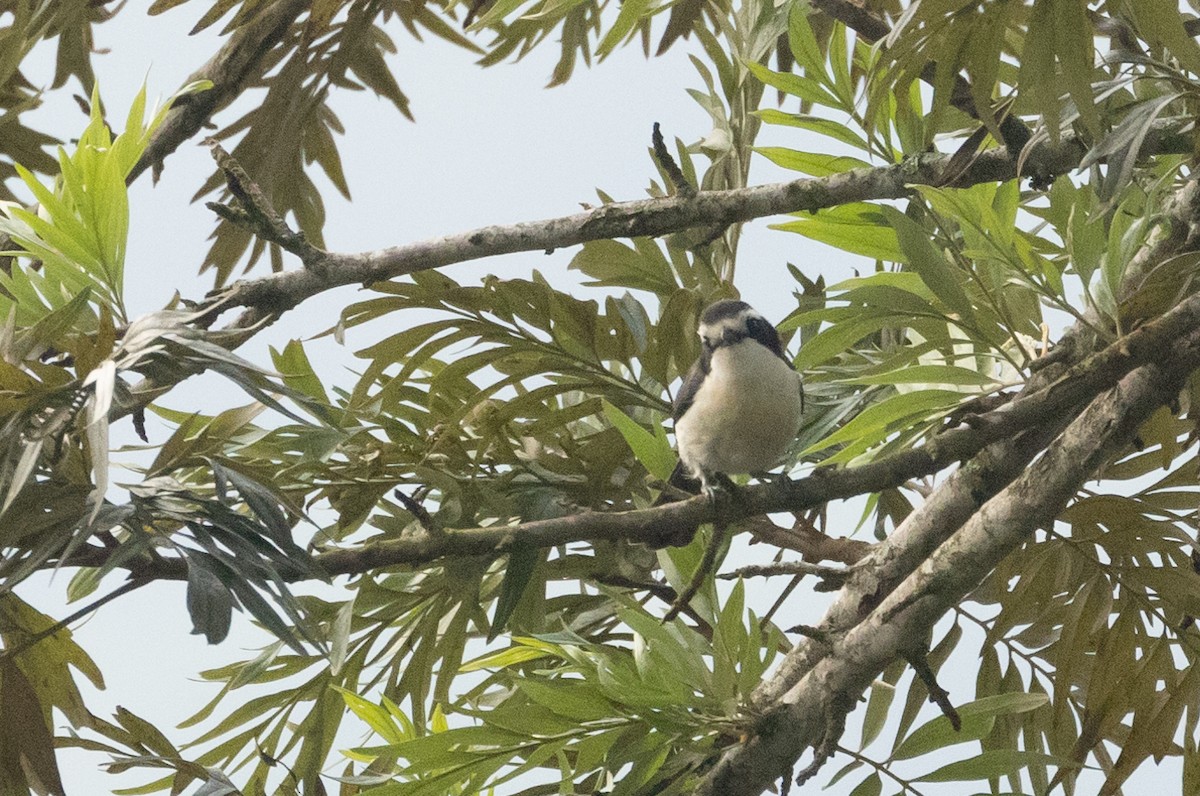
[810,0,1032,153]
[211,121,1195,332]
[696,332,1200,796]
[129,0,311,183]
[108,120,1190,424]
[72,287,1200,582]
[748,171,1200,713]
[690,173,1200,796]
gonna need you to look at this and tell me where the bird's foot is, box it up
[699,472,750,528]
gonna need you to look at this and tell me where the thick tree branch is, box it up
[213,122,1193,331]
[129,0,311,183]
[696,333,1200,796]
[693,176,1200,796]
[71,287,1200,582]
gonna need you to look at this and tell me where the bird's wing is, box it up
[672,355,708,423]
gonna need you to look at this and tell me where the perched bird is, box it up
[665,299,804,514]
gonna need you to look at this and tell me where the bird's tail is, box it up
[653,461,699,504]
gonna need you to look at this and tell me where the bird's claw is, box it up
[700,472,748,524]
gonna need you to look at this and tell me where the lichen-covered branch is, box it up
[696,331,1200,796]
[690,174,1200,794]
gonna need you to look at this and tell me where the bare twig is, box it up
[204,140,326,269]
[720,560,851,590]
[744,515,873,564]
[903,647,962,731]
[663,521,727,622]
[593,573,713,637]
[392,488,442,536]
[651,122,697,198]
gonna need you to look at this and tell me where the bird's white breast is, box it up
[675,341,803,478]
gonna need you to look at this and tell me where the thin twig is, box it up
[720,559,851,590]
[903,646,961,731]
[205,140,326,270]
[0,576,150,661]
[392,488,442,536]
[651,122,697,198]
[833,746,928,796]
[664,522,728,622]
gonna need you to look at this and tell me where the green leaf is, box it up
[518,679,617,723]
[1129,0,1200,75]
[916,750,1067,782]
[787,2,827,79]
[489,546,541,642]
[894,712,996,761]
[879,205,976,324]
[0,658,65,796]
[860,661,903,749]
[803,389,964,456]
[460,644,551,672]
[772,203,904,262]
[1052,0,1099,136]
[334,686,408,744]
[755,147,871,177]
[185,554,235,644]
[848,772,882,796]
[789,313,891,371]
[328,595,356,676]
[755,109,868,150]
[844,364,997,388]
[597,0,651,57]
[746,60,841,109]
[271,339,330,404]
[602,401,675,481]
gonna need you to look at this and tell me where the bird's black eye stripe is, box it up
[745,316,784,357]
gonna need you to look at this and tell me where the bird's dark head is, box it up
[697,299,784,357]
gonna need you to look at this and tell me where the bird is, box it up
[655,299,804,543]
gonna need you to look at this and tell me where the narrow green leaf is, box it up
[916,750,1067,782]
[787,2,827,79]
[1130,0,1200,75]
[879,205,976,323]
[754,109,868,150]
[772,203,904,262]
[755,147,870,176]
[602,401,675,481]
[848,772,882,796]
[803,389,963,455]
[844,364,997,387]
[489,546,540,642]
[329,595,355,676]
[893,713,996,761]
[746,60,841,108]
[460,645,550,672]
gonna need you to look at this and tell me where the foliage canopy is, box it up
[5,1,1200,795]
